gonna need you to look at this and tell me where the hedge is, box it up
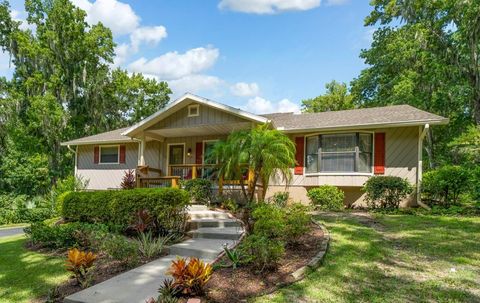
[62,188,190,231]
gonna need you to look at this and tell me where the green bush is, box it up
[62,188,190,233]
[307,185,345,211]
[252,203,286,240]
[181,179,213,204]
[269,192,289,208]
[363,176,413,209]
[284,203,311,243]
[472,166,480,202]
[25,222,110,249]
[422,165,472,206]
[239,234,285,271]
[101,234,139,265]
[0,194,54,224]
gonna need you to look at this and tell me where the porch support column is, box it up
[417,124,430,209]
[139,135,146,166]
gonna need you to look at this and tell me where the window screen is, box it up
[100,146,119,163]
[306,136,319,173]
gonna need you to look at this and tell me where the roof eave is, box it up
[278,118,449,134]
[60,138,137,146]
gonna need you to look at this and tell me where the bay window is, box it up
[305,132,373,173]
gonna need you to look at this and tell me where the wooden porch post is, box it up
[247,167,254,193]
[218,176,223,195]
[192,165,197,179]
[139,135,146,166]
[171,177,179,188]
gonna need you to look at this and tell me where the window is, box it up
[305,133,373,173]
[168,144,185,165]
[100,146,119,164]
[188,104,199,117]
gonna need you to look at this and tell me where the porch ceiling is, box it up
[145,121,252,138]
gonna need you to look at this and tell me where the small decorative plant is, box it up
[307,185,345,211]
[121,169,136,189]
[168,257,213,296]
[223,244,241,269]
[65,248,97,288]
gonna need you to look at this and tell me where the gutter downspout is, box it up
[417,124,430,210]
[67,145,78,185]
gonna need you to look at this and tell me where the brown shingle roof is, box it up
[262,105,448,132]
[61,127,132,146]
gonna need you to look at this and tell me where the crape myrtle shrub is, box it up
[62,188,190,232]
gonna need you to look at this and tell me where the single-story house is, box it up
[61,93,448,207]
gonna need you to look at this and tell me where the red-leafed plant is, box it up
[131,209,156,234]
[121,169,136,189]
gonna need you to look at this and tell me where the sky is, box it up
[2,0,375,114]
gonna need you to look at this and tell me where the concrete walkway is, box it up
[64,205,243,303]
[0,227,25,238]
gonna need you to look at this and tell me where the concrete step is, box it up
[188,210,231,220]
[188,218,241,229]
[187,204,209,211]
[168,238,236,260]
[187,227,244,240]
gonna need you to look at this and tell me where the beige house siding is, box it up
[147,104,246,130]
[77,141,160,190]
[266,126,419,206]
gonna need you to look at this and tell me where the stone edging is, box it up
[290,220,330,280]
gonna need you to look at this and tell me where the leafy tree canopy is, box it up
[301,80,354,113]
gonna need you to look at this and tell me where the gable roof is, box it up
[262,105,448,133]
[122,93,269,137]
[61,127,132,146]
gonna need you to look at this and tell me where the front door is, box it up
[168,144,185,176]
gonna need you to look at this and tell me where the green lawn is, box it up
[0,223,28,229]
[257,213,480,303]
[0,235,69,303]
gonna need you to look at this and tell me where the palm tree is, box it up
[211,123,296,203]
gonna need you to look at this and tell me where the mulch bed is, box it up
[26,244,161,303]
[205,223,324,303]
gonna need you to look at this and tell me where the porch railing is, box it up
[137,176,180,188]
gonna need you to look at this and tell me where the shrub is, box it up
[363,176,413,209]
[220,198,238,213]
[239,234,285,271]
[472,166,480,202]
[168,257,212,296]
[422,165,472,206]
[137,232,170,259]
[251,203,286,240]
[269,192,289,208]
[25,222,109,249]
[284,203,311,243]
[307,185,345,211]
[120,169,136,189]
[101,234,139,265]
[65,248,97,288]
[62,188,190,233]
[181,178,213,204]
[156,278,180,303]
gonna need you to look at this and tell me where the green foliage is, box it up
[24,221,109,249]
[363,176,413,209]
[307,185,345,211]
[269,192,289,208]
[0,194,54,224]
[181,178,213,204]
[62,188,190,234]
[211,123,296,203]
[284,203,312,243]
[0,0,171,196]
[449,126,480,166]
[101,234,139,264]
[220,198,238,213]
[238,234,285,271]
[252,203,286,240]
[223,245,242,270]
[422,165,473,206]
[137,232,170,259]
[157,279,180,303]
[302,80,354,113]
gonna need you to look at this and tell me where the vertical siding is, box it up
[147,103,246,130]
[76,143,138,190]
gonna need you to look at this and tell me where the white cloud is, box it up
[130,26,167,52]
[230,82,259,97]
[128,47,219,80]
[169,75,224,96]
[218,0,321,14]
[243,96,300,114]
[71,0,140,35]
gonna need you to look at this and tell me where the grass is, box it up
[0,235,69,303]
[256,213,480,303]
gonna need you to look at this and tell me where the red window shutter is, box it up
[195,142,203,164]
[119,145,126,164]
[294,137,304,175]
[374,133,385,174]
[94,146,99,164]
